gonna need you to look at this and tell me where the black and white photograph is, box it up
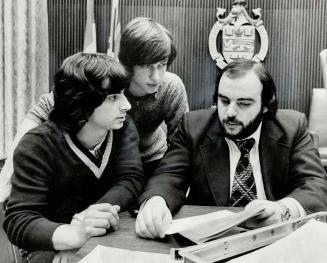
[1,0,327,262]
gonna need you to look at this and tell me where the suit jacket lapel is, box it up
[199,112,291,204]
[259,117,289,200]
[200,113,230,206]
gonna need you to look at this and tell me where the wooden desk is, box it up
[73,205,239,262]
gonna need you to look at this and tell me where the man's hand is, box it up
[242,199,285,229]
[52,249,77,263]
[72,203,120,231]
[135,196,172,239]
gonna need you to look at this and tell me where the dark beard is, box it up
[223,110,263,140]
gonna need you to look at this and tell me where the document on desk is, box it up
[165,210,234,234]
[165,205,265,244]
[228,219,327,263]
[79,245,173,263]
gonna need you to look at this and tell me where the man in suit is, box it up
[135,58,327,239]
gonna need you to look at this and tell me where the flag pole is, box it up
[83,0,97,53]
[107,0,120,59]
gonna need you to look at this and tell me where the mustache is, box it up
[223,117,243,125]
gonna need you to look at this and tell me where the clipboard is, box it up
[171,212,327,263]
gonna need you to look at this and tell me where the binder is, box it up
[171,212,327,263]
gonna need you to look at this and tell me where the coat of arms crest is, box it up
[208,0,268,69]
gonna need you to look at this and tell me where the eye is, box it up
[237,102,252,108]
[219,97,230,105]
[106,94,118,101]
[159,62,168,68]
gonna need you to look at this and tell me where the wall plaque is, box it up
[208,0,268,69]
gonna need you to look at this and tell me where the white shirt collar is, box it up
[64,131,113,179]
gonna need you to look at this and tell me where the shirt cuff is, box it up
[279,197,307,219]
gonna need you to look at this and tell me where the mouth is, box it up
[117,115,126,120]
[147,83,159,89]
[225,121,241,125]
[224,121,242,129]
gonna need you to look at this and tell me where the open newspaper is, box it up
[166,205,265,243]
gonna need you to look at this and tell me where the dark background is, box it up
[48,0,327,115]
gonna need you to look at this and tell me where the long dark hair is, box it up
[49,52,130,134]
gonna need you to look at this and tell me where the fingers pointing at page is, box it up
[136,196,172,239]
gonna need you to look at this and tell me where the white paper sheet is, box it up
[228,219,327,263]
[165,210,234,235]
[79,245,172,263]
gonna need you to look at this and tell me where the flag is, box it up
[83,0,97,53]
[107,0,121,59]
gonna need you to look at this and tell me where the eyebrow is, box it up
[218,93,255,102]
[218,94,228,99]
[107,89,125,96]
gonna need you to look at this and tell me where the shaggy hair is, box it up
[118,17,177,71]
[49,52,130,133]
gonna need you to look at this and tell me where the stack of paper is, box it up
[165,210,234,235]
[165,205,265,243]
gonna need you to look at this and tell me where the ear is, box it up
[263,107,268,113]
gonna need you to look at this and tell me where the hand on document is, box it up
[242,199,285,229]
[135,196,172,239]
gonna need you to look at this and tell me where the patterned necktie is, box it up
[230,138,257,207]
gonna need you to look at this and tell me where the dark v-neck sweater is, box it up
[4,117,144,251]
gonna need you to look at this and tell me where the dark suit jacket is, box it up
[139,109,327,214]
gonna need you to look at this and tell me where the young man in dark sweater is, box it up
[0,17,189,196]
[3,53,144,262]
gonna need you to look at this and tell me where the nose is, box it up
[120,95,131,112]
[226,103,237,118]
[149,67,160,83]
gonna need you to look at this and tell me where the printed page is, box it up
[167,204,265,244]
[165,210,234,235]
[79,245,172,263]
